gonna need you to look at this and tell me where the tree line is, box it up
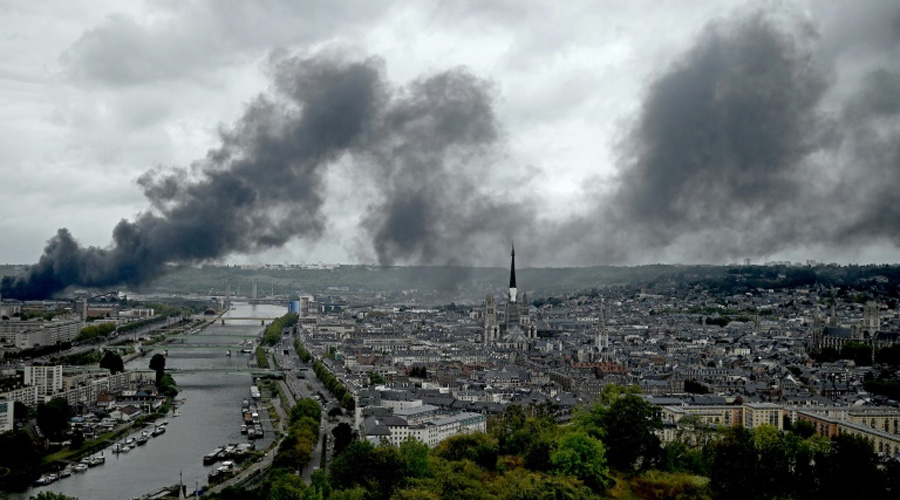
[312,360,355,412]
[264,313,299,346]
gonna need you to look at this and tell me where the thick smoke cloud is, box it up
[562,6,900,264]
[6,4,900,299]
[358,69,532,266]
[604,11,832,260]
[1,54,525,298]
[1,55,386,299]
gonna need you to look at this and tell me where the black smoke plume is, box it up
[1,54,525,298]
[606,11,832,261]
[561,6,900,265]
[357,69,532,267]
[2,55,386,299]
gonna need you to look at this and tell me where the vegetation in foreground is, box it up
[202,388,900,500]
[10,387,900,499]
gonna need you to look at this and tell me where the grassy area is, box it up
[255,346,269,369]
[43,426,134,464]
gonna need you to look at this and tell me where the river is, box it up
[7,302,286,500]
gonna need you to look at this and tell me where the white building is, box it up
[0,399,13,432]
[24,365,63,396]
[0,385,38,407]
[363,411,487,448]
[0,316,83,350]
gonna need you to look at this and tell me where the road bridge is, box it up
[218,317,281,324]
[167,367,285,378]
[165,333,260,339]
[144,344,250,351]
[62,365,283,378]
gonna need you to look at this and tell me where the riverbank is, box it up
[7,302,287,499]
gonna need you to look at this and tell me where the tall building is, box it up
[24,365,63,397]
[483,245,537,351]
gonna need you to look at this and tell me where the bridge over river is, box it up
[62,365,285,378]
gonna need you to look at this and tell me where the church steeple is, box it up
[509,244,517,289]
[508,244,518,303]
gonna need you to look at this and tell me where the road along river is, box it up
[8,302,285,500]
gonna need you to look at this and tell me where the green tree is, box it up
[158,373,179,398]
[0,430,41,487]
[819,434,885,500]
[752,425,791,499]
[149,353,166,387]
[840,341,873,366]
[331,422,356,458]
[601,395,662,471]
[328,441,407,500]
[367,371,386,385]
[99,350,124,374]
[29,493,79,500]
[433,432,499,471]
[14,401,30,420]
[399,436,432,478]
[290,398,321,425]
[341,392,356,412]
[597,383,642,406]
[630,470,711,500]
[709,426,758,500]
[684,379,710,394]
[550,431,612,493]
[268,470,308,500]
[36,397,71,441]
[493,468,594,500]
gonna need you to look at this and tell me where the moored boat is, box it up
[203,447,223,464]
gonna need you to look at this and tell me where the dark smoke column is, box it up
[1,55,386,300]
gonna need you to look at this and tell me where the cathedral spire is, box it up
[509,243,517,289]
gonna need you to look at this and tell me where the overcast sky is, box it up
[2,0,899,273]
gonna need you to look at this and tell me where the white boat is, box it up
[73,463,88,473]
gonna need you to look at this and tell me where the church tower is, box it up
[484,295,499,346]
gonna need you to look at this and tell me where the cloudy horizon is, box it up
[2,1,900,293]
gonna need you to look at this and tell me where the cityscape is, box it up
[3,1,900,499]
[2,253,900,499]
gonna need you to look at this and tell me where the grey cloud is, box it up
[61,1,391,87]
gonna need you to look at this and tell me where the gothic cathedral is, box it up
[484,245,537,350]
